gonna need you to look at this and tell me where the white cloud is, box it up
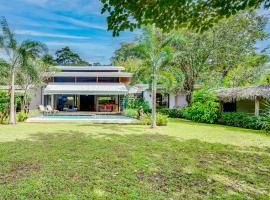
[16,30,90,39]
[45,41,108,49]
[60,16,107,30]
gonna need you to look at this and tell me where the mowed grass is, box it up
[0,119,269,199]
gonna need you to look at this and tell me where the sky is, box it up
[0,0,139,64]
[0,1,269,64]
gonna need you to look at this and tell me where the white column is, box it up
[51,94,54,109]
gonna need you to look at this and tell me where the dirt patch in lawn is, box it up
[0,162,42,184]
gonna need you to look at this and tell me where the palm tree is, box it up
[0,17,47,124]
[135,25,175,128]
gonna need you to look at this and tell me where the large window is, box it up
[98,77,119,83]
[156,93,169,108]
[54,77,75,83]
[76,77,96,82]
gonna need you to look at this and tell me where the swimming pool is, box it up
[26,115,137,123]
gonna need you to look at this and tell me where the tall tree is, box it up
[55,46,89,66]
[0,17,47,124]
[101,0,269,36]
[42,54,57,66]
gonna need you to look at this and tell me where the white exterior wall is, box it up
[143,91,188,109]
[29,87,42,110]
[143,91,152,108]
[169,94,176,108]
[175,94,188,108]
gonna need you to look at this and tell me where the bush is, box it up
[123,109,138,118]
[183,89,220,124]
[158,108,184,118]
[17,112,27,122]
[140,113,169,126]
[218,112,263,130]
[127,97,151,112]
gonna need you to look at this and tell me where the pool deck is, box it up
[26,115,138,124]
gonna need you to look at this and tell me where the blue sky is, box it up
[0,0,269,64]
[0,0,139,64]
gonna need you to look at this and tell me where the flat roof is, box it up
[52,72,132,78]
[55,66,125,71]
[44,83,129,95]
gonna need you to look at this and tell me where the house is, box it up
[215,84,270,116]
[22,66,187,112]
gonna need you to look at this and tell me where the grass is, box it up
[0,119,269,199]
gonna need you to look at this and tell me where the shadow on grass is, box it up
[0,131,269,199]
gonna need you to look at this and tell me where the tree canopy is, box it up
[55,46,89,66]
[100,0,270,36]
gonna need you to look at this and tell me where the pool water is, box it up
[33,115,133,121]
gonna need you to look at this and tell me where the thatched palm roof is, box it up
[215,84,270,102]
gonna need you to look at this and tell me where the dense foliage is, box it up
[140,113,169,126]
[17,112,27,122]
[218,112,263,130]
[126,96,150,112]
[122,108,138,118]
[101,0,268,36]
[158,108,184,118]
[183,90,220,124]
[0,91,10,123]
[55,46,89,66]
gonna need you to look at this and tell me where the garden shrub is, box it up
[17,112,27,122]
[0,91,10,124]
[218,112,263,130]
[158,108,184,118]
[123,108,138,118]
[140,113,169,126]
[183,89,220,124]
[127,96,151,112]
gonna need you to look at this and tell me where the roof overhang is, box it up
[43,83,129,95]
[52,72,132,78]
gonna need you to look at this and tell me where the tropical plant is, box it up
[123,108,138,118]
[126,96,150,112]
[140,113,169,126]
[100,0,268,36]
[218,112,263,130]
[0,90,10,124]
[158,108,184,118]
[183,89,220,124]
[17,112,27,122]
[0,17,48,124]
[136,25,175,128]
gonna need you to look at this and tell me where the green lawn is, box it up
[0,119,269,199]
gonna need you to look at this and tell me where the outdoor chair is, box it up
[38,105,50,115]
[46,105,59,115]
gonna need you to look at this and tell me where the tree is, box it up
[0,17,47,124]
[17,59,52,113]
[207,11,268,81]
[55,46,89,66]
[42,54,57,66]
[100,0,269,36]
[165,30,211,105]
[164,11,268,104]
[134,25,175,128]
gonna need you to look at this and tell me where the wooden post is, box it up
[255,96,260,116]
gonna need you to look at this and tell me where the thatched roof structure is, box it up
[215,84,270,103]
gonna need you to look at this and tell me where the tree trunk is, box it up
[151,68,157,128]
[9,70,16,125]
[183,77,195,106]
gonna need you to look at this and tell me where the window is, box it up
[76,77,96,82]
[54,77,75,82]
[156,93,169,108]
[98,77,119,83]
